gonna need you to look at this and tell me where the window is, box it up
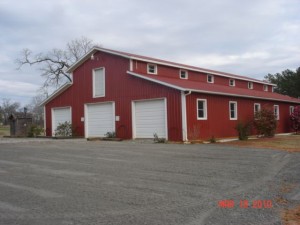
[248,82,253,89]
[197,99,207,120]
[254,103,261,114]
[93,68,105,98]
[147,64,157,74]
[274,105,279,120]
[229,101,237,120]
[229,79,235,86]
[263,85,268,91]
[180,70,188,79]
[290,106,294,115]
[207,74,214,83]
[272,86,275,92]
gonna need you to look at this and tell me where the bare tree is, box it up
[25,93,47,127]
[0,99,21,125]
[16,37,97,89]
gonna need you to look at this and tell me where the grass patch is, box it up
[0,125,10,137]
[222,135,300,152]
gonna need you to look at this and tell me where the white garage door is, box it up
[52,107,71,135]
[85,102,115,138]
[133,99,167,139]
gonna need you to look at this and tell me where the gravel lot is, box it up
[0,138,299,225]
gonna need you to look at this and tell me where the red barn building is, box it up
[41,47,300,141]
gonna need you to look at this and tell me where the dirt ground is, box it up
[221,134,300,152]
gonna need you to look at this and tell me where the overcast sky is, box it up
[0,0,299,106]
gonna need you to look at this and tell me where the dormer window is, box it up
[272,86,275,92]
[248,82,253,89]
[207,74,214,83]
[229,79,235,87]
[147,64,157,74]
[180,70,188,79]
[263,85,268,91]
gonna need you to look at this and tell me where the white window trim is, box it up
[254,103,261,114]
[274,105,279,120]
[263,85,268,91]
[197,99,207,120]
[93,67,105,98]
[207,74,214,83]
[229,101,238,120]
[229,79,235,87]
[147,63,157,75]
[248,82,253,89]
[179,69,188,79]
[290,106,294,115]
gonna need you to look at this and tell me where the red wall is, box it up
[186,93,296,140]
[46,51,295,141]
[45,52,183,141]
[132,60,273,91]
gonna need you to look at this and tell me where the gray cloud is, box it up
[0,0,299,105]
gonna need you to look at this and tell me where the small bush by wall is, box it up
[235,121,251,140]
[253,108,277,137]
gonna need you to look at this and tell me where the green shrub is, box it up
[153,133,166,143]
[104,131,116,138]
[209,136,216,143]
[253,108,277,137]
[290,105,300,134]
[54,121,72,137]
[235,121,251,140]
[28,125,44,137]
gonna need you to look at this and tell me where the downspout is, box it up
[181,90,191,142]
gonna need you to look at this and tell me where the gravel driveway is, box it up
[0,138,299,225]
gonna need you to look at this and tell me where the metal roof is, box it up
[127,71,300,104]
[67,47,275,86]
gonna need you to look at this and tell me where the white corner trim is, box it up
[181,91,188,142]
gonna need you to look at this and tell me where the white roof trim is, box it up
[67,47,274,86]
[67,47,131,73]
[188,89,300,103]
[39,82,73,106]
[128,71,300,104]
[129,56,274,86]
[127,71,185,91]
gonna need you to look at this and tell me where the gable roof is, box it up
[41,47,299,105]
[67,46,275,86]
[127,71,300,104]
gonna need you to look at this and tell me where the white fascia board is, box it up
[39,82,72,106]
[127,71,185,91]
[67,48,99,73]
[67,46,132,73]
[67,46,274,86]
[129,57,274,86]
[189,89,300,104]
[127,71,297,103]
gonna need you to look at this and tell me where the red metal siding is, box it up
[133,60,272,93]
[45,50,297,142]
[186,93,296,140]
[45,52,182,141]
